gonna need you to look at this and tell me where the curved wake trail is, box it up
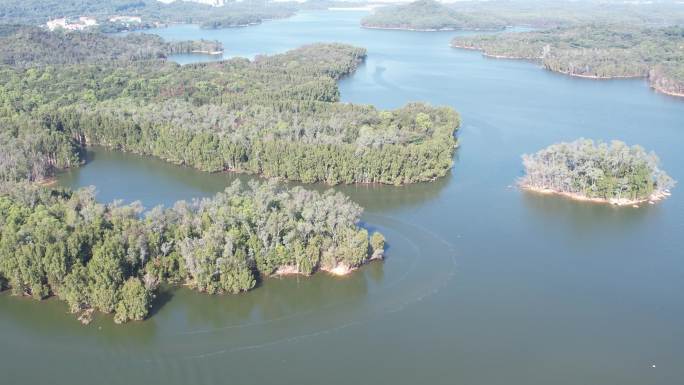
[137,213,461,362]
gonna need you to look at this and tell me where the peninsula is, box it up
[452,25,684,98]
[0,29,460,186]
[0,180,384,324]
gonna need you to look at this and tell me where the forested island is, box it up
[520,139,674,205]
[0,30,459,186]
[452,25,684,98]
[0,180,385,323]
[361,0,503,31]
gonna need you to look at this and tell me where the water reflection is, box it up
[520,190,656,233]
[57,147,452,214]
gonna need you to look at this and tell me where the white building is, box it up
[46,17,98,31]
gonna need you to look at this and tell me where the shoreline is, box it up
[36,177,58,187]
[521,185,671,206]
[362,24,459,32]
[363,25,502,32]
[271,263,358,277]
[650,83,684,98]
[451,44,683,98]
[451,43,537,60]
[190,49,224,55]
[271,252,384,278]
[451,44,643,78]
[551,69,643,80]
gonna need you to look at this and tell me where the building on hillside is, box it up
[46,17,98,31]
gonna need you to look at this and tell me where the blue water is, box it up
[2,10,684,385]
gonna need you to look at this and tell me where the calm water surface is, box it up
[2,11,684,385]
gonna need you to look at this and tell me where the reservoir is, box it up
[2,11,684,385]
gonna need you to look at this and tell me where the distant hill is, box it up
[361,0,504,31]
[0,0,295,29]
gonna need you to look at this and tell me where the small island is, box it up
[360,0,503,32]
[452,25,684,98]
[199,9,295,29]
[520,139,674,206]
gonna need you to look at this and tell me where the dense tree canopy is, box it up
[0,26,222,68]
[361,0,502,31]
[0,31,460,185]
[521,139,675,203]
[0,116,80,182]
[0,180,385,323]
[452,25,684,97]
[361,0,684,32]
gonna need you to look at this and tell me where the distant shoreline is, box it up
[190,49,224,55]
[364,25,502,32]
[362,24,458,32]
[651,84,684,98]
[451,43,683,98]
[451,43,535,60]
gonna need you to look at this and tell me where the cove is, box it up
[2,10,684,385]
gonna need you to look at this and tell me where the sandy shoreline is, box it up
[271,251,384,278]
[451,43,538,60]
[521,185,671,206]
[551,69,643,80]
[650,84,684,98]
[36,177,58,187]
[271,263,357,277]
[362,24,458,32]
[190,50,224,55]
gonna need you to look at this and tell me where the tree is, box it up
[370,232,385,257]
[114,277,152,324]
[520,139,675,202]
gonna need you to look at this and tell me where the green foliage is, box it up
[0,116,80,182]
[0,0,296,27]
[521,139,675,201]
[59,262,89,313]
[0,180,383,323]
[370,232,385,254]
[361,0,502,31]
[363,0,684,32]
[0,36,459,185]
[199,8,295,29]
[114,277,151,324]
[452,25,684,95]
[0,27,222,68]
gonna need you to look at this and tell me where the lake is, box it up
[2,10,684,385]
